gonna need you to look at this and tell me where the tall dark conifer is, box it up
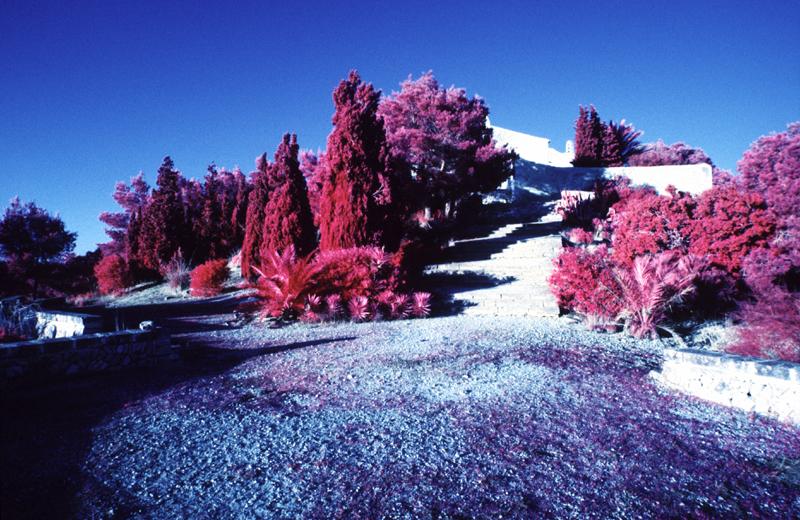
[319,71,395,250]
[139,157,187,271]
[241,153,270,279]
[259,134,317,259]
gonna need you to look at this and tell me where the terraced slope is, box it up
[425,217,563,317]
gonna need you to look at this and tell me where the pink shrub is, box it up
[190,259,230,297]
[325,294,343,320]
[727,288,800,363]
[300,294,325,323]
[611,251,702,339]
[161,249,191,290]
[253,247,319,320]
[609,187,695,267]
[557,182,619,230]
[549,245,621,324]
[628,140,714,168]
[348,296,371,322]
[688,185,776,277]
[94,254,131,295]
[738,122,800,231]
[314,246,396,301]
[567,228,594,245]
[253,246,423,322]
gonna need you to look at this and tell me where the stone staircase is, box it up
[425,216,563,317]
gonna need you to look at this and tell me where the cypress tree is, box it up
[259,134,317,258]
[241,153,270,279]
[139,157,187,271]
[319,70,393,250]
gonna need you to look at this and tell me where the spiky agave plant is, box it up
[411,292,432,318]
[301,294,324,323]
[611,251,700,339]
[348,296,370,322]
[325,294,343,320]
[252,246,319,321]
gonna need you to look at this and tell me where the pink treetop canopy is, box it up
[628,140,714,167]
[378,71,515,215]
[738,122,800,232]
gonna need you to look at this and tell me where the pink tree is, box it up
[572,105,604,167]
[378,72,514,220]
[299,150,326,227]
[98,173,150,256]
[259,134,317,258]
[738,122,800,293]
[738,122,800,237]
[628,140,713,167]
[241,153,270,279]
[319,71,400,251]
[573,106,642,167]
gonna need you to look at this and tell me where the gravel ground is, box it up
[2,316,799,518]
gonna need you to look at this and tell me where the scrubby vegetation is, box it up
[551,122,800,361]
[189,259,230,297]
[1,69,796,361]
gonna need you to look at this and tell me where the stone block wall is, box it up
[652,348,800,425]
[35,310,103,339]
[0,328,175,387]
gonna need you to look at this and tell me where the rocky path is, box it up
[425,216,563,317]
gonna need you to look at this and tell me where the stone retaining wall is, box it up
[35,310,103,339]
[0,328,175,387]
[652,348,800,424]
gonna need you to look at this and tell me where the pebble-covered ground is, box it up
[2,316,799,518]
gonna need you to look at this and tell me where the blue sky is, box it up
[1,0,798,253]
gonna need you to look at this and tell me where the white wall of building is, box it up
[490,122,713,196]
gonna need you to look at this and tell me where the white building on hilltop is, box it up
[488,121,574,167]
[488,121,712,197]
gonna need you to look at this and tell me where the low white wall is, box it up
[603,164,713,196]
[652,348,800,425]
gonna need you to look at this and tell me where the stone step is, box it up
[426,217,564,318]
[425,266,554,279]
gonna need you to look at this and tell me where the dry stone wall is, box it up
[652,348,800,425]
[35,310,103,338]
[0,328,175,387]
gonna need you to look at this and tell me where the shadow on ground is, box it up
[420,271,516,318]
[0,333,354,519]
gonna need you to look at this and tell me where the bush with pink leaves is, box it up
[727,287,800,363]
[94,254,131,295]
[190,259,230,297]
[253,246,430,322]
[549,245,621,327]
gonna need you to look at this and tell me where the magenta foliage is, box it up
[378,71,515,220]
[611,251,702,339]
[572,105,604,167]
[347,296,371,322]
[567,228,594,245]
[572,106,641,167]
[549,245,622,325]
[99,172,150,256]
[319,71,400,251]
[607,119,643,163]
[259,134,317,258]
[628,140,714,168]
[253,246,319,320]
[738,122,800,232]
[410,292,432,318]
[728,287,800,363]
